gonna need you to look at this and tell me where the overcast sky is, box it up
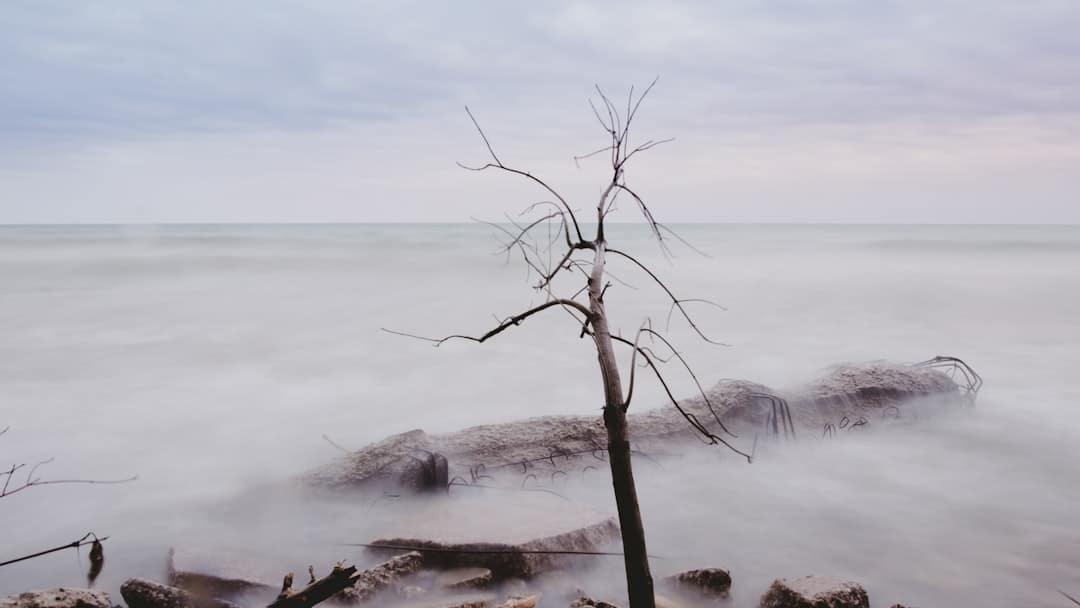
[2,1,1079,223]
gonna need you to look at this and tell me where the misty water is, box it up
[1,223,1078,607]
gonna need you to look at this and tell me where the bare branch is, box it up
[610,335,752,463]
[608,248,729,346]
[460,107,585,242]
[322,434,353,455]
[0,532,108,568]
[638,328,737,438]
[574,145,615,168]
[1,472,138,499]
[382,299,592,347]
[657,224,712,258]
[665,298,727,331]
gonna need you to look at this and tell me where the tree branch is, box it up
[461,107,585,243]
[607,248,729,346]
[0,532,107,568]
[382,299,592,347]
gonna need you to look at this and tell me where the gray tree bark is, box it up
[589,241,655,608]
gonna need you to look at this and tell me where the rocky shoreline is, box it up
[2,359,976,608]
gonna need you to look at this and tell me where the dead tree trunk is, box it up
[590,241,655,608]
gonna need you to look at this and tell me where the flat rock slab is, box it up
[760,576,869,608]
[367,493,619,579]
[0,589,111,608]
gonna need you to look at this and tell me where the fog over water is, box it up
[1,223,1078,607]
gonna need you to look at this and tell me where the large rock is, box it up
[304,429,448,494]
[121,579,239,608]
[366,493,619,579]
[759,576,869,608]
[0,589,111,608]
[300,361,969,492]
[661,568,732,597]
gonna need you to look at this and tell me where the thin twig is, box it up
[0,533,107,568]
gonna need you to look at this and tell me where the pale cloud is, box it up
[2,0,1079,223]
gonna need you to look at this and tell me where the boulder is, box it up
[0,589,111,608]
[661,567,731,597]
[759,576,869,608]
[366,493,619,579]
[303,429,448,494]
[120,579,240,608]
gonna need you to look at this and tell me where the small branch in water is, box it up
[0,532,108,568]
[322,434,353,454]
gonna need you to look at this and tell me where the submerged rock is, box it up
[662,568,732,597]
[759,576,869,608]
[0,589,111,608]
[301,360,970,493]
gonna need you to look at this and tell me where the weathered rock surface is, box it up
[0,589,111,608]
[338,551,425,603]
[121,578,240,608]
[366,494,619,579]
[759,576,869,608]
[301,361,967,492]
[662,567,732,597]
[305,429,448,494]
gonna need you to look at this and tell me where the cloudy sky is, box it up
[2,1,1079,223]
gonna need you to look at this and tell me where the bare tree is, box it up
[385,80,749,608]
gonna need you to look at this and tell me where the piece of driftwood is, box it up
[268,552,425,608]
[120,578,240,608]
[267,564,357,608]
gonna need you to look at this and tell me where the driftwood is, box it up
[120,578,239,608]
[269,552,424,608]
[268,564,357,608]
